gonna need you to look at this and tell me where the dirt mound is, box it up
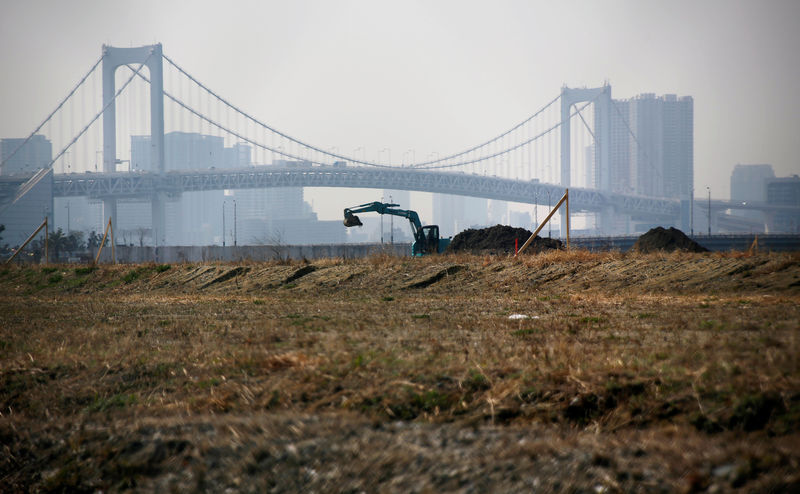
[448,225,562,254]
[632,226,709,253]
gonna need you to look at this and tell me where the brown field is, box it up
[1,250,799,492]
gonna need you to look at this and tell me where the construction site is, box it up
[2,192,799,492]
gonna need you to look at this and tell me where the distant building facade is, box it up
[730,164,775,225]
[0,169,53,248]
[433,194,487,237]
[0,135,52,176]
[130,132,252,245]
[766,175,800,232]
[598,93,693,200]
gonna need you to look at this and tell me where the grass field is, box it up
[1,250,799,492]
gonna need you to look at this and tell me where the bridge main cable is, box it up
[162,53,561,169]
[0,55,103,170]
[133,62,599,172]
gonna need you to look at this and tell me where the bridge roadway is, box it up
[49,164,800,217]
[53,164,681,218]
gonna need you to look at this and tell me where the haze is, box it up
[1,0,799,218]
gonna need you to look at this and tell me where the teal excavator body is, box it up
[343,201,450,256]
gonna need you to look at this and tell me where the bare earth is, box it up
[1,250,799,492]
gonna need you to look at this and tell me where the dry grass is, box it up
[1,251,799,491]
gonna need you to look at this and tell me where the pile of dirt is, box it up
[447,225,562,254]
[632,226,709,253]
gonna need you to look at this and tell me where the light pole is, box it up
[233,199,237,247]
[65,201,70,233]
[547,190,552,238]
[707,186,711,237]
[380,194,384,243]
[407,149,415,167]
[380,148,391,165]
[534,192,538,229]
[389,195,394,244]
[354,147,363,163]
[690,187,694,236]
[222,201,226,247]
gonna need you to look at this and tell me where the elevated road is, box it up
[53,165,683,218]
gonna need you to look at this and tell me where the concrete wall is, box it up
[98,242,412,263]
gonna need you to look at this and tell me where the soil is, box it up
[448,224,563,254]
[1,252,799,492]
[632,226,709,253]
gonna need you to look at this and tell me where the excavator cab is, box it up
[412,225,449,256]
[422,225,440,255]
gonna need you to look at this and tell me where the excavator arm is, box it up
[343,201,447,255]
[343,202,423,235]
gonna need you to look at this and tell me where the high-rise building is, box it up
[766,175,800,232]
[0,135,52,176]
[601,94,693,200]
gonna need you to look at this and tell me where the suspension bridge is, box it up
[1,44,793,247]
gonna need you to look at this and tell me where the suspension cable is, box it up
[409,94,561,168]
[414,98,597,170]
[47,55,153,171]
[127,66,332,165]
[136,62,598,173]
[163,53,559,169]
[1,55,103,169]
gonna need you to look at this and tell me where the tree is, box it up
[135,227,151,247]
[49,228,67,260]
[64,231,85,255]
[87,231,107,251]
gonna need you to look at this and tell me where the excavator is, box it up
[343,201,450,256]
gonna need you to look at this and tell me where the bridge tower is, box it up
[102,44,166,246]
[560,85,613,234]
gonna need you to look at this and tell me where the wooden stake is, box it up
[4,217,49,264]
[565,188,570,250]
[516,190,568,256]
[94,217,114,266]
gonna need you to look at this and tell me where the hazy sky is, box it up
[1,0,799,207]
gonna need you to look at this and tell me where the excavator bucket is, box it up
[343,215,363,227]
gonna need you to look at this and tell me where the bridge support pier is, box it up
[152,192,166,247]
[597,205,617,235]
[102,198,116,234]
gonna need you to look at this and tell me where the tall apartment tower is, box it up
[602,94,693,200]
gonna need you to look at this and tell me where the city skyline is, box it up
[1,1,799,223]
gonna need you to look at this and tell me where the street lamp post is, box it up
[380,148,391,166]
[690,187,694,236]
[222,201,226,247]
[389,195,394,244]
[65,201,70,233]
[233,200,237,247]
[707,186,711,237]
[547,190,552,238]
